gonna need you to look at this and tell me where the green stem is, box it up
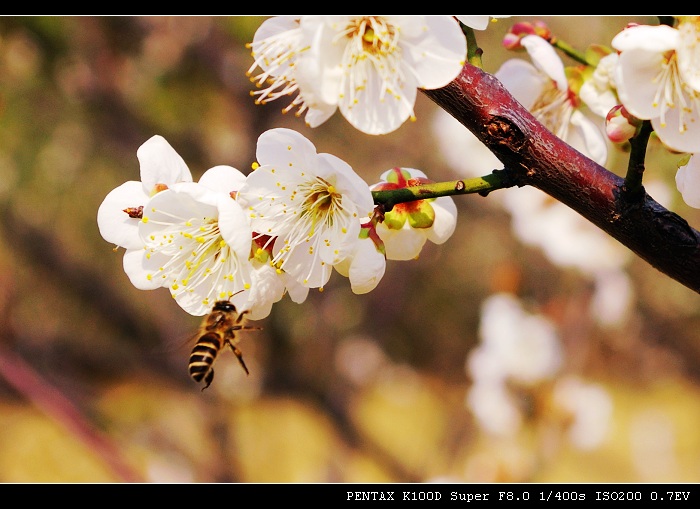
[458,21,483,68]
[371,170,514,212]
[551,38,595,67]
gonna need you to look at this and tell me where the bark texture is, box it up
[423,64,700,294]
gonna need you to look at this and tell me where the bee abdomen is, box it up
[189,332,222,383]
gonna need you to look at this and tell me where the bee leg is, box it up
[202,369,214,391]
[226,341,250,375]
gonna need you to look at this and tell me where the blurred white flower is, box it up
[590,269,634,328]
[466,380,522,436]
[473,292,563,385]
[552,376,613,450]
[503,188,630,275]
[432,108,634,328]
[335,335,387,386]
[630,409,679,481]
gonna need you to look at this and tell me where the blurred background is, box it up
[1,15,699,483]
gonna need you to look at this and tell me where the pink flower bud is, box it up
[503,21,552,50]
[605,104,642,143]
[502,33,522,50]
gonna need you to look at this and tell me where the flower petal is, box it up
[456,16,509,31]
[256,127,319,172]
[338,238,386,294]
[677,17,700,92]
[568,110,609,166]
[97,181,148,250]
[198,165,247,194]
[455,15,491,31]
[284,275,310,303]
[650,102,700,153]
[675,155,700,208]
[495,58,549,109]
[611,24,678,53]
[217,193,253,258]
[317,153,375,215]
[425,197,458,245]
[137,135,193,194]
[396,16,466,90]
[244,263,286,320]
[122,248,166,290]
[377,225,426,261]
[339,61,418,135]
[520,35,567,90]
[614,48,670,119]
[578,53,620,118]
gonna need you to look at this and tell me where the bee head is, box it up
[212,300,236,313]
[211,289,248,313]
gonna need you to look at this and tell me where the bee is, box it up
[188,298,261,391]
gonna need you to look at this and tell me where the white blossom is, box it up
[236,128,375,289]
[612,20,700,153]
[247,16,337,128]
[248,16,467,135]
[496,35,608,165]
[125,166,259,317]
[579,52,621,118]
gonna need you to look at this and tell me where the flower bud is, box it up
[503,21,552,50]
[605,104,642,143]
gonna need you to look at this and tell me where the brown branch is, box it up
[422,63,700,294]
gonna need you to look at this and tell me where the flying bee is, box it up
[188,298,261,391]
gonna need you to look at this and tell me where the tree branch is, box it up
[422,63,700,294]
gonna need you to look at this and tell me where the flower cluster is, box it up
[246,16,469,135]
[603,17,700,209]
[499,17,700,210]
[495,33,609,165]
[98,130,456,319]
[612,17,700,154]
